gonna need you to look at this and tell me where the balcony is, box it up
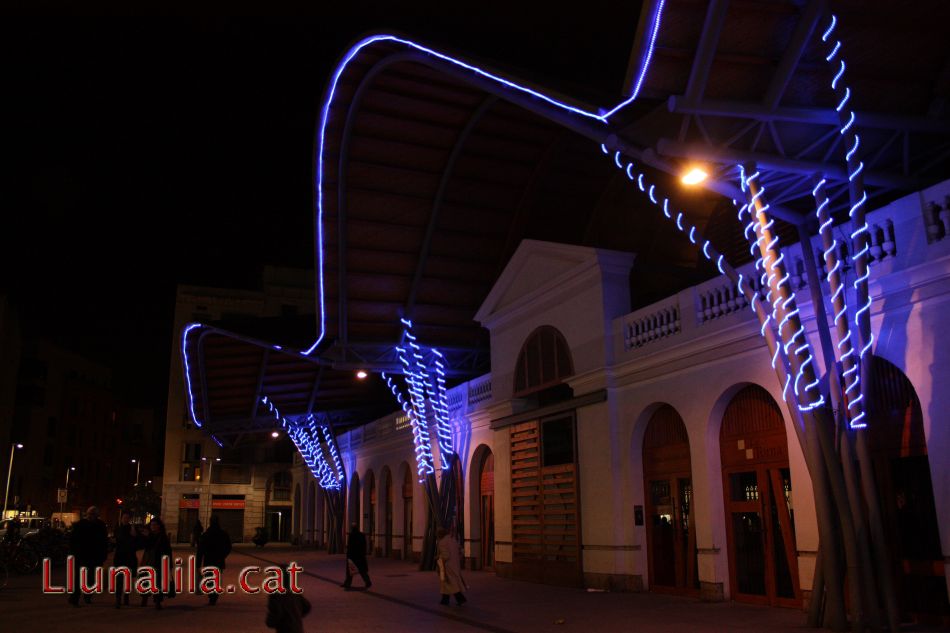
[614,177,950,363]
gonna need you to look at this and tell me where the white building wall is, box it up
[311,180,950,607]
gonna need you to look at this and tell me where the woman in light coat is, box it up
[436,527,467,606]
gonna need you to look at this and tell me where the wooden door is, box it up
[642,405,697,594]
[383,470,393,558]
[480,452,495,570]
[402,468,413,560]
[866,357,949,623]
[510,414,580,585]
[720,385,800,607]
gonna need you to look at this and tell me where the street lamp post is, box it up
[2,443,24,519]
[131,459,140,487]
[201,457,220,525]
[60,466,76,520]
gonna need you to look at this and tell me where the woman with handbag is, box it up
[436,527,467,606]
[140,518,173,609]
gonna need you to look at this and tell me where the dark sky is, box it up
[2,3,643,411]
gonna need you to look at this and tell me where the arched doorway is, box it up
[348,473,361,529]
[642,405,697,594]
[720,385,800,607]
[365,470,376,555]
[477,449,495,570]
[381,467,393,558]
[293,484,302,543]
[866,356,948,622]
[402,463,413,560]
[307,482,316,545]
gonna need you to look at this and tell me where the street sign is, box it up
[57,488,67,503]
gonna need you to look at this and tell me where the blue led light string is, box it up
[429,348,455,465]
[181,323,204,428]
[302,25,671,355]
[812,178,866,428]
[394,342,437,474]
[383,371,435,481]
[603,0,667,118]
[601,148,803,416]
[399,318,454,468]
[320,424,346,486]
[822,15,875,424]
[741,167,824,412]
[308,417,340,489]
[259,397,343,490]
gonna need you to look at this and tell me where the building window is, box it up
[181,463,199,482]
[271,471,292,501]
[183,443,202,462]
[541,414,575,467]
[513,326,574,397]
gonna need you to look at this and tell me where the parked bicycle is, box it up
[0,537,41,575]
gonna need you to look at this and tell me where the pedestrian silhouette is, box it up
[112,511,144,608]
[197,514,232,605]
[67,506,108,607]
[341,523,371,590]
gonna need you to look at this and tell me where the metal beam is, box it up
[249,348,270,418]
[763,0,822,110]
[405,95,497,319]
[655,139,921,190]
[306,365,326,414]
[330,361,476,378]
[668,96,950,135]
[683,0,731,105]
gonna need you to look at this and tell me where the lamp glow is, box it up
[681,167,709,186]
[356,370,368,380]
[271,431,280,438]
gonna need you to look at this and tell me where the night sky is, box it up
[2,3,643,413]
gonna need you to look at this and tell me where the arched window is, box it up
[513,326,574,397]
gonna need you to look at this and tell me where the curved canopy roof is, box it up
[187,0,950,442]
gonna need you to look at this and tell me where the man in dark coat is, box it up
[341,523,372,590]
[197,514,232,605]
[191,519,204,548]
[68,506,108,606]
[112,511,143,608]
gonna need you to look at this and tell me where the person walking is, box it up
[341,523,372,590]
[436,527,467,606]
[197,514,232,605]
[140,518,173,609]
[266,568,311,633]
[67,506,108,607]
[112,511,143,608]
[191,519,204,548]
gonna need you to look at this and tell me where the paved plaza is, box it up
[0,545,831,633]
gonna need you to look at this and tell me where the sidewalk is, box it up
[0,547,934,632]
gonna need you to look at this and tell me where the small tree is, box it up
[125,484,161,522]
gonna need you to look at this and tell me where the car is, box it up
[2,517,50,538]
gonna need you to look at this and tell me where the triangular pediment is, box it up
[475,240,604,325]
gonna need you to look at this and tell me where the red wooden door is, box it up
[720,386,800,607]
